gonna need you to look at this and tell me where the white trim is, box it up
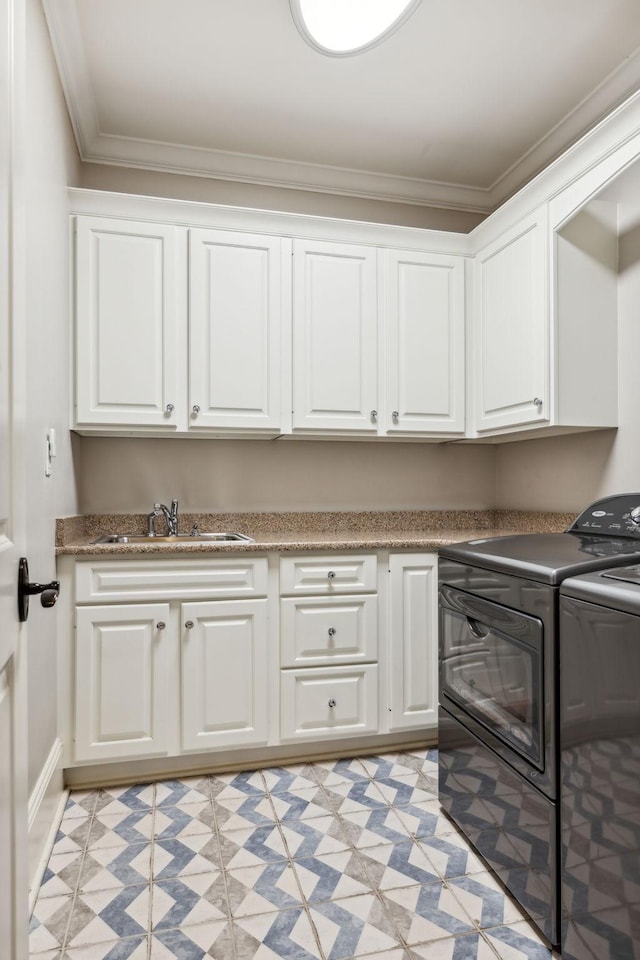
[41,0,640,214]
[27,739,66,914]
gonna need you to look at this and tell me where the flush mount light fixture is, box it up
[290,0,422,56]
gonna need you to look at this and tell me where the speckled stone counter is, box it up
[56,510,574,556]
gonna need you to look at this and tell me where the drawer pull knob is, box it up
[328,698,337,708]
[165,403,174,415]
[327,571,336,580]
[391,410,399,424]
[185,620,194,629]
[157,621,166,630]
[328,627,336,637]
[370,409,377,423]
[191,405,200,417]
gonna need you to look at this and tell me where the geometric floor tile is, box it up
[31,748,558,960]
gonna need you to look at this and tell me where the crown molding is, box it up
[42,0,640,215]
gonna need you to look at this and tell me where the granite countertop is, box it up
[55,510,573,557]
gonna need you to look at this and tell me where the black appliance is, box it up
[560,566,640,959]
[438,494,640,948]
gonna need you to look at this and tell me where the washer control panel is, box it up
[569,494,640,537]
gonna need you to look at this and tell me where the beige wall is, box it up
[75,436,496,515]
[79,163,485,233]
[25,0,80,790]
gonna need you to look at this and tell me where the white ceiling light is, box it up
[290,0,422,56]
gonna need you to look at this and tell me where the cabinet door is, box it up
[75,217,183,428]
[388,554,438,732]
[384,250,465,435]
[189,229,288,431]
[181,599,268,751]
[75,603,170,761]
[293,239,378,432]
[474,209,549,433]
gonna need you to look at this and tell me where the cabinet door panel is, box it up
[75,604,170,761]
[385,251,465,434]
[181,600,268,750]
[474,211,548,432]
[189,230,286,431]
[388,554,437,731]
[293,239,377,431]
[75,217,182,427]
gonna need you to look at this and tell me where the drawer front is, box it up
[75,557,268,602]
[280,555,377,595]
[280,595,377,667]
[281,665,378,740]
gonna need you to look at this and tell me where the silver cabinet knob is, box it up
[191,405,200,417]
[328,698,337,708]
[165,403,174,415]
[391,410,399,424]
[157,621,166,630]
[327,570,336,580]
[370,409,377,423]
[328,627,336,637]
[533,397,543,409]
[185,620,194,629]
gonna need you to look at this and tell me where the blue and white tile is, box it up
[393,799,457,839]
[323,778,389,816]
[401,747,439,775]
[87,811,153,850]
[262,764,319,794]
[153,832,222,880]
[280,814,351,860]
[150,920,234,960]
[53,816,93,856]
[337,806,410,849]
[78,844,152,893]
[37,851,84,898]
[292,849,374,903]
[217,823,289,869]
[63,790,100,820]
[270,786,335,823]
[372,774,439,808]
[408,932,498,959]
[311,757,370,786]
[213,794,278,832]
[418,833,486,880]
[447,871,527,929]
[357,840,440,890]
[65,885,150,947]
[155,777,212,808]
[29,893,74,953]
[482,921,554,959]
[358,753,422,780]
[308,892,401,960]
[153,802,216,841]
[93,785,155,816]
[382,881,477,946]
[62,936,149,959]
[151,873,228,929]
[210,769,268,800]
[233,907,323,959]
[225,862,305,917]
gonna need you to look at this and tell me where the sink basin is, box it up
[94,532,255,544]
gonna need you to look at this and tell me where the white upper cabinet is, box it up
[473,209,548,434]
[292,239,378,433]
[189,229,288,432]
[383,250,465,436]
[75,217,183,429]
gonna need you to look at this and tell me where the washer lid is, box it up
[439,533,640,585]
[561,566,640,615]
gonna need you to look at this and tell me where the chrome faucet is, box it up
[147,499,179,536]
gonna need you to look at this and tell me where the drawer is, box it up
[280,665,378,741]
[280,554,376,595]
[75,557,268,603]
[280,595,377,667]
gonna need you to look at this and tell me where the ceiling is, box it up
[43,0,640,214]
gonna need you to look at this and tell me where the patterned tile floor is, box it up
[29,748,560,959]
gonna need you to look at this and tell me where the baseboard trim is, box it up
[28,738,67,913]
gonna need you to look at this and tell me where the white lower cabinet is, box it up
[387,553,438,732]
[74,603,171,762]
[181,599,268,751]
[281,665,379,740]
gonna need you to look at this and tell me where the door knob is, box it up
[18,558,60,622]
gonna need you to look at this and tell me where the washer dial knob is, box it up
[631,506,640,525]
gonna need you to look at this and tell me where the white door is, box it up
[292,239,378,432]
[189,229,288,432]
[0,0,28,956]
[474,209,549,433]
[383,250,465,435]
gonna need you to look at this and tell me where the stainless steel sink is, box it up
[94,532,255,544]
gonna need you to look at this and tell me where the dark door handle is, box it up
[18,558,60,622]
